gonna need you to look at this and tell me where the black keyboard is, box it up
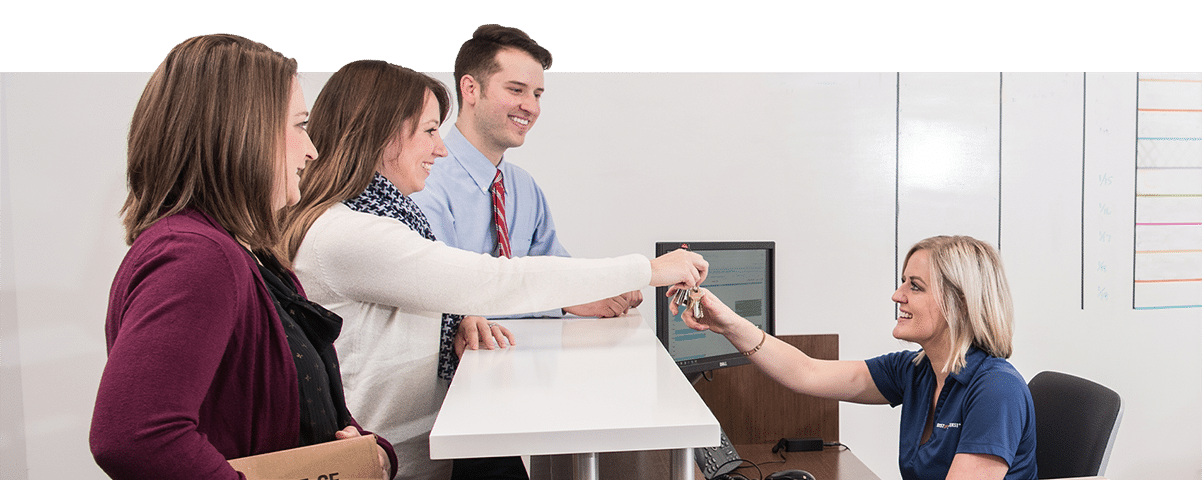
[695,428,741,479]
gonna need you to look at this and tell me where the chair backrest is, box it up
[1027,371,1123,479]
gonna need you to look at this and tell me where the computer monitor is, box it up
[655,241,775,377]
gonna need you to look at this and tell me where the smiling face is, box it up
[460,47,544,163]
[275,76,318,210]
[891,249,950,349]
[379,90,448,196]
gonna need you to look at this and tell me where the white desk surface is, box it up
[429,309,720,459]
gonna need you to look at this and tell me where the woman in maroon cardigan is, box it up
[89,34,396,480]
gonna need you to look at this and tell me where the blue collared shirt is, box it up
[865,347,1038,480]
[413,125,569,259]
[412,125,569,317]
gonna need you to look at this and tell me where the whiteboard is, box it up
[2,72,1198,480]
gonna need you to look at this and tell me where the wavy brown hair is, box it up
[280,60,451,261]
[122,34,297,259]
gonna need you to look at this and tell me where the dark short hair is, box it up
[453,24,552,108]
[122,34,296,258]
[280,60,451,261]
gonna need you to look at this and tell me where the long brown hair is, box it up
[280,60,451,261]
[122,34,297,259]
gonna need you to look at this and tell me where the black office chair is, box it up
[1027,371,1123,479]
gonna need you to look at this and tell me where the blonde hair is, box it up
[280,60,451,261]
[122,34,297,260]
[906,236,1014,374]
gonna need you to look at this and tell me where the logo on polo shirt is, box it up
[935,422,962,429]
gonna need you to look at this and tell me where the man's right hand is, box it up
[564,290,643,318]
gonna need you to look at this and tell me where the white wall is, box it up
[2,72,1199,480]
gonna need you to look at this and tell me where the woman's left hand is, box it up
[454,316,516,356]
[334,427,391,480]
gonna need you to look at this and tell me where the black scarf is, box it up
[344,173,464,380]
[254,250,353,446]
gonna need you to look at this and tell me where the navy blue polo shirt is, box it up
[866,347,1037,480]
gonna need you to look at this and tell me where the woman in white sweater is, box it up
[280,60,707,480]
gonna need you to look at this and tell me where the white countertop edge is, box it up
[430,423,721,459]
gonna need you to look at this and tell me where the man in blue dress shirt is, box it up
[414,24,641,319]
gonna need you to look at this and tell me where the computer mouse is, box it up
[764,469,816,480]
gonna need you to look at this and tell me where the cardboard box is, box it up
[227,435,381,480]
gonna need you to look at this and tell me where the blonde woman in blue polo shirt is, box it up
[675,235,1037,480]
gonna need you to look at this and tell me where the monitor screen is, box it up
[655,241,775,376]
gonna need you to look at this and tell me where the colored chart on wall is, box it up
[1134,74,1202,310]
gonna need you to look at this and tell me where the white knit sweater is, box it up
[293,203,651,480]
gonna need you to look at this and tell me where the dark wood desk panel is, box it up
[729,443,881,480]
[693,334,840,445]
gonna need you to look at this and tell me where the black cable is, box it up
[771,442,853,470]
[716,442,853,479]
[754,454,786,468]
[713,458,764,480]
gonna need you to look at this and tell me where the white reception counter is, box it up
[429,309,719,479]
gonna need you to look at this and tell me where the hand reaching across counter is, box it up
[668,286,752,337]
[649,249,708,290]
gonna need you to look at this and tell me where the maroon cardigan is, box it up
[90,208,398,479]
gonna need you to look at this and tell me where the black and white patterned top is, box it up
[344,173,464,380]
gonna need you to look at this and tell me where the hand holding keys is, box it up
[672,286,704,319]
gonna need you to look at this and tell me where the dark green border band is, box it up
[2,0,1202,71]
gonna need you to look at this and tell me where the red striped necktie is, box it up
[490,170,512,258]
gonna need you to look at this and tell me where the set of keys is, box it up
[672,287,704,319]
